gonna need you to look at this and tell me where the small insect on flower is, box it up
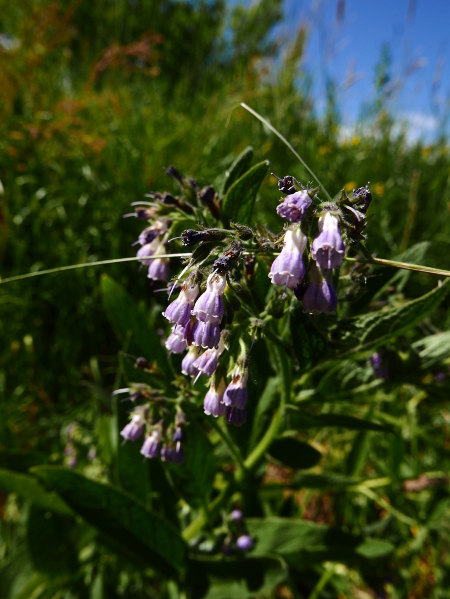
[311,211,345,270]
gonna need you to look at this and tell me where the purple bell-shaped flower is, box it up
[311,211,345,269]
[181,346,201,377]
[193,331,227,379]
[192,320,221,349]
[192,273,226,323]
[137,238,160,266]
[223,367,248,409]
[302,262,338,315]
[140,427,162,459]
[276,190,312,223]
[120,408,146,441]
[165,326,187,354]
[269,228,307,289]
[204,378,227,418]
[163,280,200,327]
[225,405,247,427]
[147,244,170,281]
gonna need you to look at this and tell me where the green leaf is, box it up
[284,406,395,434]
[166,407,216,508]
[289,306,326,371]
[220,146,254,196]
[246,518,392,567]
[27,505,77,574]
[345,407,374,477]
[188,555,287,599]
[290,472,363,490]
[0,468,71,515]
[353,278,450,347]
[0,450,48,473]
[412,330,450,368]
[222,160,269,226]
[31,466,186,576]
[248,377,280,452]
[268,438,322,470]
[101,275,170,376]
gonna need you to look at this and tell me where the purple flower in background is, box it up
[163,280,199,327]
[204,378,227,417]
[137,219,169,246]
[236,535,254,552]
[165,327,187,354]
[192,273,226,323]
[192,320,221,349]
[193,331,227,379]
[120,410,145,441]
[137,238,159,265]
[147,244,170,281]
[229,509,243,522]
[181,346,201,376]
[161,443,185,464]
[269,228,307,290]
[225,406,247,427]
[88,448,96,460]
[311,212,345,269]
[140,428,161,459]
[370,353,390,380]
[302,262,338,315]
[277,190,312,222]
[223,367,248,409]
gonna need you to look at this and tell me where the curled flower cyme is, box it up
[311,211,345,269]
[276,189,312,222]
[302,262,338,315]
[269,228,307,290]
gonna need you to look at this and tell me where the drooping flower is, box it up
[165,326,187,354]
[163,278,200,327]
[302,262,338,315]
[161,425,185,464]
[277,190,312,222]
[181,346,201,376]
[192,273,226,323]
[147,244,170,281]
[225,406,247,427]
[193,331,227,378]
[236,535,254,552]
[223,367,248,409]
[120,409,145,441]
[137,238,160,266]
[269,228,307,289]
[311,211,345,269]
[140,428,161,459]
[204,378,227,418]
[192,320,221,349]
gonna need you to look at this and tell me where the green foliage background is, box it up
[2,1,450,597]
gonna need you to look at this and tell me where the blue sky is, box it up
[269,0,450,141]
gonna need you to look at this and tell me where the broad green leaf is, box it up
[268,438,322,470]
[220,146,254,196]
[284,406,394,434]
[31,466,186,576]
[0,546,42,599]
[291,472,363,490]
[412,330,450,368]
[353,278,450,346]
[27,505,77,574]
[0,468,71,515]
[246,518,393,566]
[290,306,326,371]
[0,450,48,473]
[101,275,170,376]
[188,555,287,599]
[222,160,269,226]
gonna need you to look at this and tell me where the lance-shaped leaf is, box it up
[220,146,254,196]
[101,275,170,376]
[289,306,327,371]
[222,161,269,226]
[31,466,186,576]
[284,406,395,434]
[268,437,322,470]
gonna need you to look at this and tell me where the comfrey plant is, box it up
[120,160,373,462]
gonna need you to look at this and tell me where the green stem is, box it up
[240,103,333,202]
[209,418,246,476]
[345,255,450,279]
[307,567,335,599]
[244,343,290,471]
[182,482,235,542]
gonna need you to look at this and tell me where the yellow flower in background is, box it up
[421,146,432,159]
[351,136,360,146]
[344,181,357,192]
[374,182,385,196]
[318,145,330,156]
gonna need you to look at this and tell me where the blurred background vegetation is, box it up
[2,0,450,597]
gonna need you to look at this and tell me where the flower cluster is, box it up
[120,164,372,466]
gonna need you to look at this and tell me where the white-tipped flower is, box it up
[311,212,345,269]
[269,228,307,289]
